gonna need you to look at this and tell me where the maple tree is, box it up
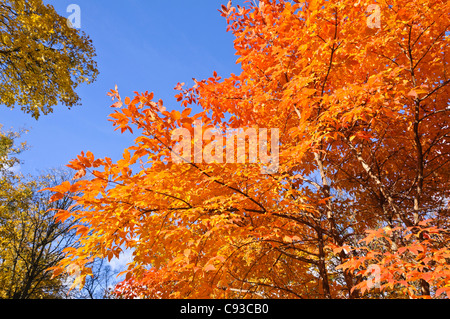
[0,0,98,119]
[48,0,449,299]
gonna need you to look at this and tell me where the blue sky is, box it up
[0,0,242,176]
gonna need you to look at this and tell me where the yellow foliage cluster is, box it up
[0,0,98,118]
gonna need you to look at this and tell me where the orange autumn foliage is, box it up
[47,0,449,298]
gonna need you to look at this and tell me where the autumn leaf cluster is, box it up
[0,0,98,118]
[48,0,449,299]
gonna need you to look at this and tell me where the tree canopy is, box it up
[48,0,449,299]
[0,0,98,119]
[0,130,83,298]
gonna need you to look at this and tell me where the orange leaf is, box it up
[203,264,216,272]
[172,110,181,120]
[181,108,192,118]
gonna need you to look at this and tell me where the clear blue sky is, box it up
[0,0,242,176]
